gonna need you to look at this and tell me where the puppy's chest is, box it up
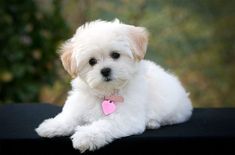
[80,97,125,124]
[80,98,105,123]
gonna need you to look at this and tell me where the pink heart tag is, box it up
[102,99,116,115]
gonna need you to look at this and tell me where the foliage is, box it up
[0,0,69,103]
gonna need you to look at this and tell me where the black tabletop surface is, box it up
[0,103,235,154]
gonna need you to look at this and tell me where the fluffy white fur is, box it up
[36,19,193,153]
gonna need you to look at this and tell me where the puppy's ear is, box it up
[128,26,149,61]
[59,40,78,78]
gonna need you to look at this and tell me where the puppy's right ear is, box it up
[59,40,78,78]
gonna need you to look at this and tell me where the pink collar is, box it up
[104,95,124,103]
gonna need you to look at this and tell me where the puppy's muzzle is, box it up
[101,67,112,81]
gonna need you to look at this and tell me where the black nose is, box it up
[101,68,111,77]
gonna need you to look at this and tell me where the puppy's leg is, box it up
[36,94,81,138]
[71,115,145,153]
[35,112,78,138]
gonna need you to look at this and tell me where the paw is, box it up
[71,127,107,153]
[35,118,59,138]
[146,119,160,129]
[36,118,72,138]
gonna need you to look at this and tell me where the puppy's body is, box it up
[36,20,192,152]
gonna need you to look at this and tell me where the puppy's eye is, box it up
[89,58,97,66]
[111,52,120,59]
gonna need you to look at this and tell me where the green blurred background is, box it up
[0,0,234,107]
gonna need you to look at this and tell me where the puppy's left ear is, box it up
[128,26,149,61]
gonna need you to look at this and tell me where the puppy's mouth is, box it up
[103,77,112,82]
[89,76,128,92]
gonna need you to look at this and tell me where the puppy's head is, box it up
[60,19,148,92]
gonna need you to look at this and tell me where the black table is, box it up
[0,103,235,154]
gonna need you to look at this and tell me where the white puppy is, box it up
[36,19,192,152]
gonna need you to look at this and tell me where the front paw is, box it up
[36,118,69,138]
[71,127,107,153]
